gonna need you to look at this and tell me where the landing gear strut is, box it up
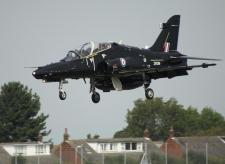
[90,78,100,103]
[59,80,68,100]
[143,74,154,100]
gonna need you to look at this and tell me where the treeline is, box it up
[114,97,225,140]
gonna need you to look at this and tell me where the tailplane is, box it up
[150,15,180,52]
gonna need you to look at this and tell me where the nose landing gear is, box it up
[59,90,67,100]
[91,92,100,103]
[90,78,100,103]
[59,80,68,100]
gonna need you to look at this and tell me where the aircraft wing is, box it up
[174,56,222,61]
[154,63,216,72]
[118,63,216,75]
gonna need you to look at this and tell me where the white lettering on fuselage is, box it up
[153,62,161,66]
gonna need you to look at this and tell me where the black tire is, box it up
[91,92,100,103]
[145,88,154,99]
[59,91,67,100]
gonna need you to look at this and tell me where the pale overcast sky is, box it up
[0,0,224,143]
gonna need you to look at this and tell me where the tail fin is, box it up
[150,15,180,52]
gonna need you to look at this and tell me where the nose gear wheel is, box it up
[91,92,100,103]
[90,78,101,103]
[58,80,68,100]
[59,90,67,100]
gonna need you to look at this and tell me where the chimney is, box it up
[37,133,43,143]
[169,126,174,138]
[63,128,69,142]
[144,128,150,140]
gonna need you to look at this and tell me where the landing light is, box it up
[32,71,36,75]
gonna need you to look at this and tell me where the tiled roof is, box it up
[66,140,102,162]
[0,146,11,164]
[0,142,51,145]
[174,136,225,158]
[67,137,163,156]
[24,155,59,164]
[69,137,149,143]
[53,138,164,163]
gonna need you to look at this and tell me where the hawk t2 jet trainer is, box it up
[32,15,220,103]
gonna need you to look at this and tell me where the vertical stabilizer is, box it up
[150,15,180,52]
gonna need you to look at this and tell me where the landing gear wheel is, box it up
[59,90,67,100]
[145,88,154,100]
[91,92,100,103]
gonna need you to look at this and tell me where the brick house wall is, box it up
[54,142,82,164]
[160,138,183,158]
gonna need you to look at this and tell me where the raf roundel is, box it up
[120,58,126,67]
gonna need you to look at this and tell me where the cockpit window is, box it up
[99,43,111,51]
[61,50,80,62]
[80,42,94,58]
[94,43,111,53]
[61,41,111,62]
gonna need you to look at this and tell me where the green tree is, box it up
[114,98,186,140]
[160,98,186,138]
[114,128,130,138]
[183,106,201,136]
[86,133,100,139]
[193,107,225,136]
[87,133,91,139]
[114,97,225,140]
[126,98,165,139]
[93,134,100,139]
[0,81,50,142]
[200,107,224,130]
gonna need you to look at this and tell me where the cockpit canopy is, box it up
[61,41,111,62]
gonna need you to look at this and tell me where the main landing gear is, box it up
[58,78,100,103]
[143,74,154,100]
[90,78,100,103]
[145,87,154,99]
[59,80,68,100]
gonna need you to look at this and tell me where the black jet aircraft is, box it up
[32,15,220,103]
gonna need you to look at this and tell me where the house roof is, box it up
[152,141,164,148]
[70,137,150,143]
[66,139,102,162]
[66,137,163,157]
[0,142,51,146]
[173,136,225,158]
[0,146,11,164]
[52,137,164,163]
[24,155,59,164]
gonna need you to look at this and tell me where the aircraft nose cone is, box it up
[32,71,38,78]
[32,69,42,79]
